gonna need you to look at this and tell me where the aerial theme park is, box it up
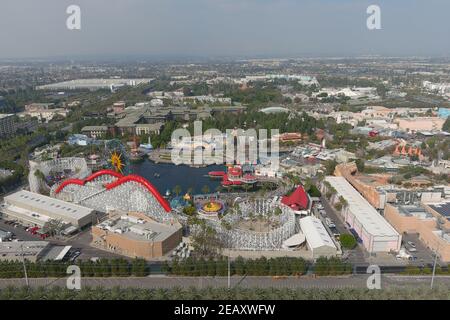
[4,134,326,263]
[2,0,450,307]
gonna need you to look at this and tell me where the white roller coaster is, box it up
[205,198,297,251]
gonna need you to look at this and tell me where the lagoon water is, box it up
[129,159,224,195]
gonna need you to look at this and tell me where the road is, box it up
[319,196,367,265]
[0,275,449,290]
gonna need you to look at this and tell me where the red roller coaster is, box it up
[54,169,171,212]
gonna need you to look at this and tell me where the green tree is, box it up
[443,117,450,132]
[183,205,197,216]
[340,234,357,249]
[201,185,210,195]
[355,159,365,172]
[324,160,338,175]
[190,219,224,257]
[172,185,182,197]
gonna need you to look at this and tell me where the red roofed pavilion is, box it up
[281,185,310,211]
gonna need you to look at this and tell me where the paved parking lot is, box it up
[401,233,443,267]
[67,229,128,261]
[0,219,42,241]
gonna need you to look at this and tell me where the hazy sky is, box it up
[0,0,449,59]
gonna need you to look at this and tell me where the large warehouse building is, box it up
[324,177,401,253]
[1,190,95,230]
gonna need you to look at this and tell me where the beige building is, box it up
[395,117,445,132]
[91,211,182,260]
[135,122,164,135]
[81,125,109,138]
[361,106,393,118]
[384,203,450,262]
[334,162,390,209]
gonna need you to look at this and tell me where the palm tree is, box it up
[248,211,255,230]
[201,185,210,195]
[172,185,182,197]
[266,210,272,232]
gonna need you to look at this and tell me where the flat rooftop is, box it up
[427,200,450,221]
[96,216,180,242]
[4,190,94,221]
[0,241,49,259]
[397,205,433,219]
[299,216,336,250]
[1,203,51,223]
[325,176,400,238]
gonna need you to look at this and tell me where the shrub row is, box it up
[163,256,311,277]
[0,258,149,279]
[402,265,450,275]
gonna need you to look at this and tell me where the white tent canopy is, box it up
[282,233,306,248]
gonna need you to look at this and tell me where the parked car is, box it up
[39,233,49,240]
[69,251,81,262]
[349,228,363,244]
[329,227,340,240]
[325,218,336,228]
[407,241,416,248]
[396,248,413,260]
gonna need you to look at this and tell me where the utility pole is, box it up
[227,255,231,289]
[431,249,439,290]
[20,244,29,288]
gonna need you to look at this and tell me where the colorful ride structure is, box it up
[209,165,257,187]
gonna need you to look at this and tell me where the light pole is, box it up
[227,255,231,289]
[20,244,29,288]
[430,246,439,290]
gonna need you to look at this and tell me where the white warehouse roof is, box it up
[325,176,399,238]
[4,190,93,221]
[299,216,336,250]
